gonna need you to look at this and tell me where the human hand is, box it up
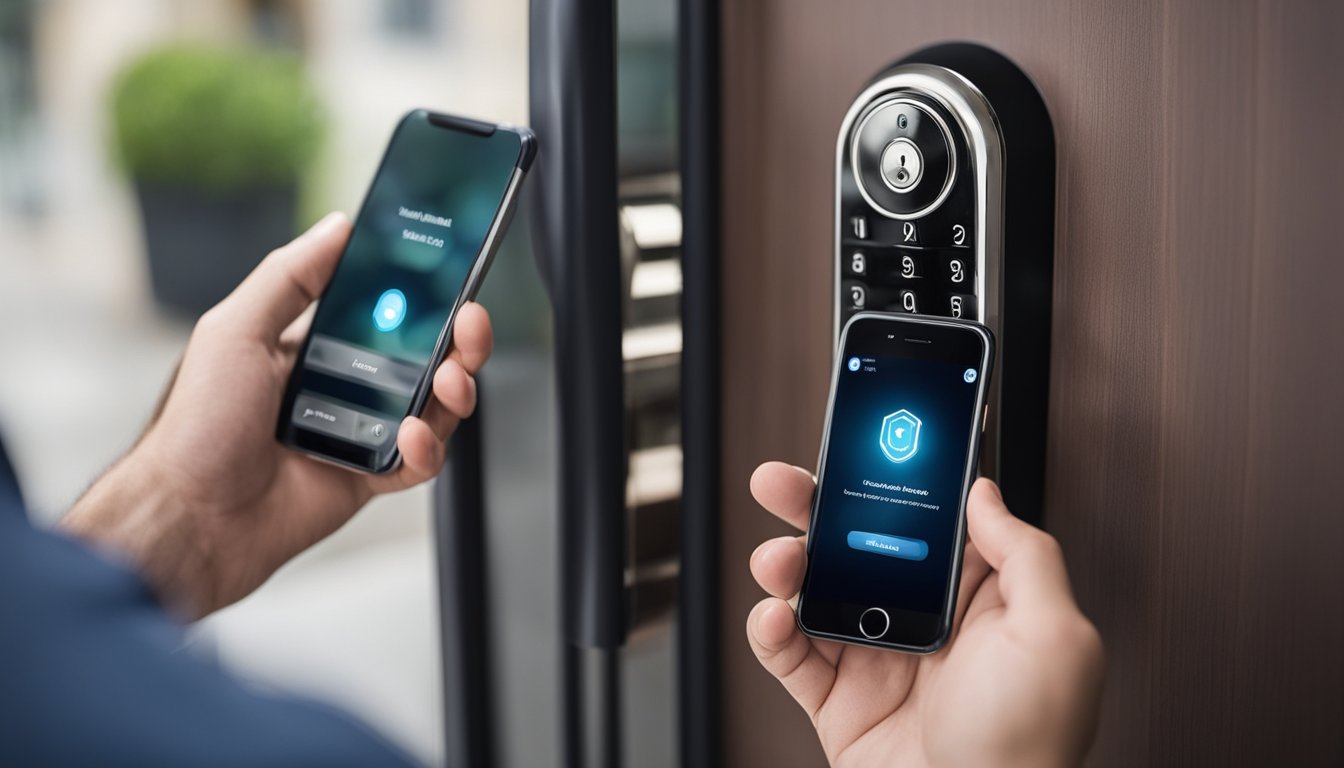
[62,212,492,620]
[747,463,1104,768]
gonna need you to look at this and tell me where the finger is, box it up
[749,462,816,532]
[367,416,445,494]
[966,478,1076,614]
[750,536,807,599]
[219,212,351,340]
[952,536,992,633]
[747,597,836,722]
[420,358,477,441]
[445,302,494,375]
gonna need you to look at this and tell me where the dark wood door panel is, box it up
[718,1,1344,765]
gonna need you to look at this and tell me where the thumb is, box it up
[966,478,1076,615]
[218,212,351,340]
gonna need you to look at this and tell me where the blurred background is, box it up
[1,0,684,764]
[1,1,537,764]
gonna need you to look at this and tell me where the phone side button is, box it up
[859,607,890,639]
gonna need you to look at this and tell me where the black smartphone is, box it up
[797,312,994,653]
[276,109,535,473]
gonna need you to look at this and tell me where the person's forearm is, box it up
[61,450,209,619]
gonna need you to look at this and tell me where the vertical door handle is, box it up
[530,0,628,650]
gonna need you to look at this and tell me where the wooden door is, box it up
[716,1,1344,765]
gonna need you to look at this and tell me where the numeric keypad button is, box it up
[851,215,868,240]
[901,221,919,244]
[899,253,919,279]
[948,293,977,320]
[848,283,867,310]
[951,223,969,248]
[897,289,919,314]
[849,251,867,276]
[948,257,969,285]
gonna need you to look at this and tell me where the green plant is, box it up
[110,44,325,192]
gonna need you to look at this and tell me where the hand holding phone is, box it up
[277,110,534,472]
[747,467,1105,767]
[63,214,494,619]
[797,312,992,651]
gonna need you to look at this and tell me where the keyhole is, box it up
[881,137,921,193]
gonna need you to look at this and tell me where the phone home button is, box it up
[858,607,890,639]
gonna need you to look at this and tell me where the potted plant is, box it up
[110,44,325,315]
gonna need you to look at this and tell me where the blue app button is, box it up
[847,531,928,561]
[373,289,407,332]
[963,368,977,383]
[847,356,861,371]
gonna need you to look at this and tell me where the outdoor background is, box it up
[0,1,536,764]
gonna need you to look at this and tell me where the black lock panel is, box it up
[834,43,1056,524]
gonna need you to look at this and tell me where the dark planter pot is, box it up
[134,181,298,316]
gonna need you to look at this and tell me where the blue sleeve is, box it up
[0,430,23,509]
[0,498,417,768]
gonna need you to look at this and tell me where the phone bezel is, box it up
[275,108,535,473]
[796,311,995,654]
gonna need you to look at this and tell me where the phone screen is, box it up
[278,110,528,471]
[799,314,991,650]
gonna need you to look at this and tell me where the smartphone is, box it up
[276,109,535,473]
[797,312,994,653]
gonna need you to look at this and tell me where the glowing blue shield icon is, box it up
[880,409,922,464]
[373,289,407,332]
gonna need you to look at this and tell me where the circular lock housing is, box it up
[850,97,956,219]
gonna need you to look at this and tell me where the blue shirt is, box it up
[0,439,414,767]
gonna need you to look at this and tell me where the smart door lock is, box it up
[835,43,1055,521]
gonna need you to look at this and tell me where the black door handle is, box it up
[529,0,627,650]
